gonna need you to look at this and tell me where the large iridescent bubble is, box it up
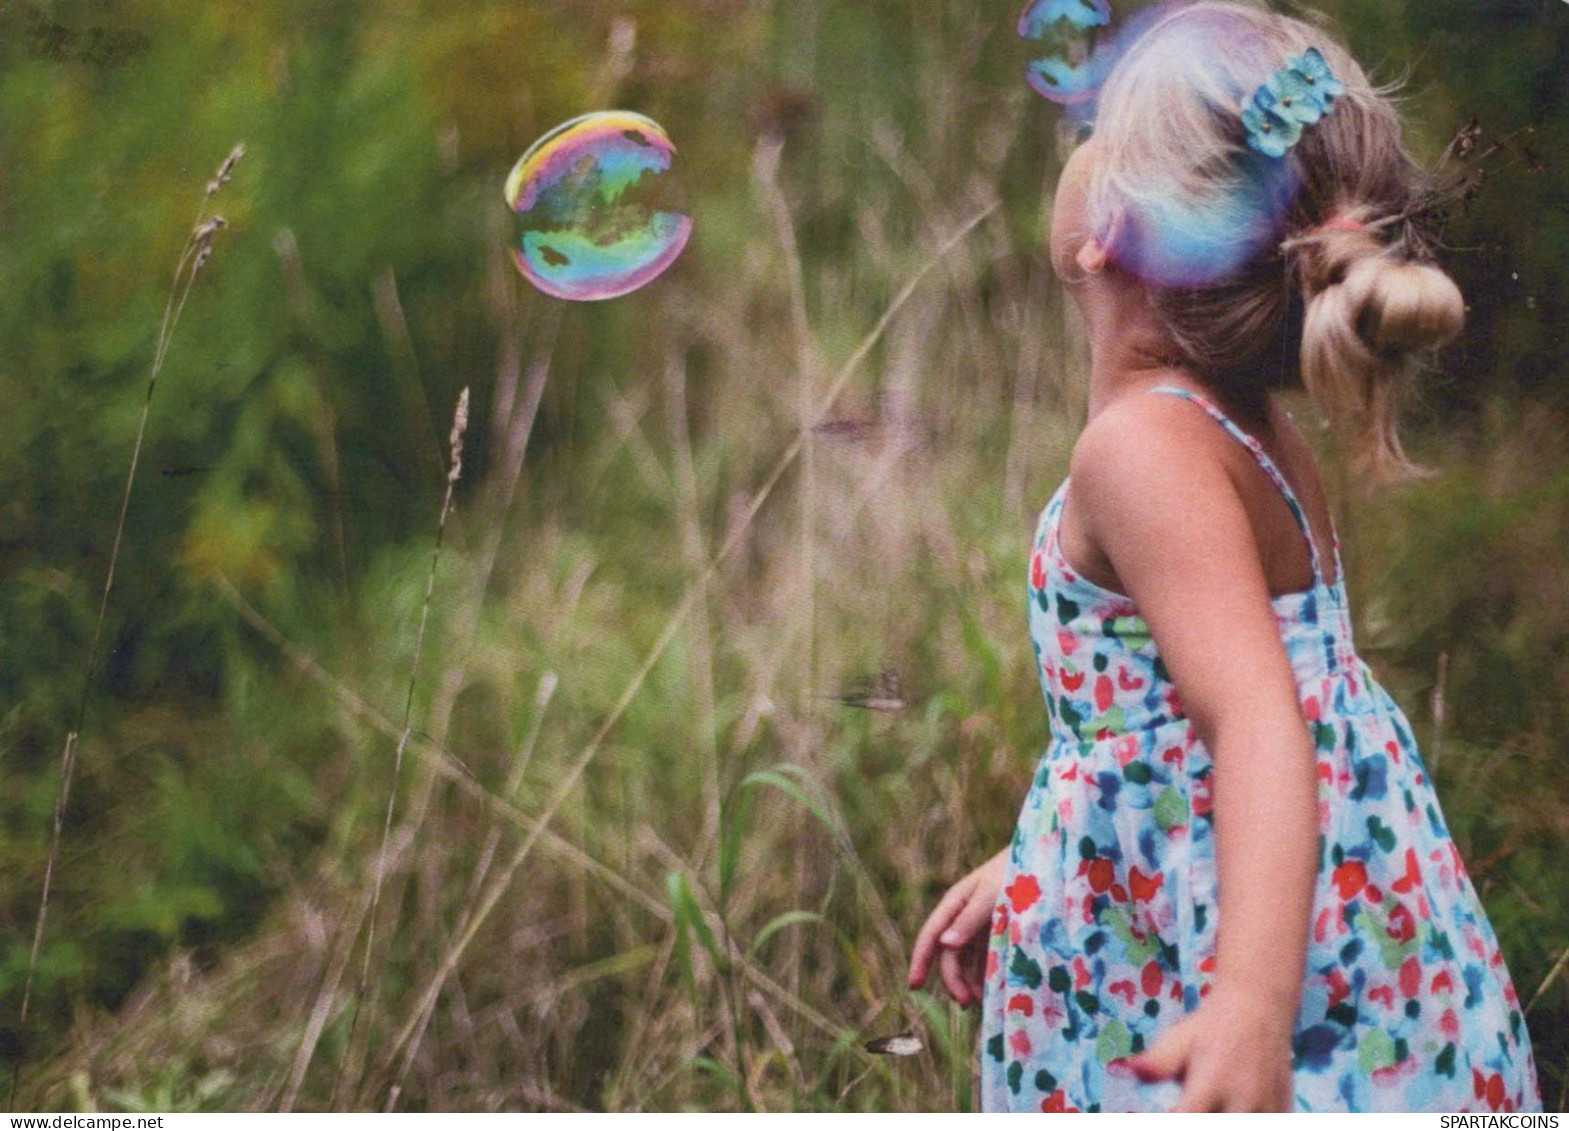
[504,111,692,301]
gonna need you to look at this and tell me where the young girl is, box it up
[907,2,1542,1113]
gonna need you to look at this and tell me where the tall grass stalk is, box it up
[1527,945,1569,1018]
[215,580,670,920]
[17,142,243,1028]
[659,351,751,1105]
[359,257,563,1108]
[331,387,470,1108]
[380,673,559,1110]
[756,132,824,1024]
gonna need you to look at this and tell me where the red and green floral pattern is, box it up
[979,388,1541,1113]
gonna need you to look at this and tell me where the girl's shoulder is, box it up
[1059,388,1248,595]
[1067,384,1337,598]
[1068,384,1252,498]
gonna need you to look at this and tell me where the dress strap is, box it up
[1147,385,1335,588]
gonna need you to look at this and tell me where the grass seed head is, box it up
[448,387,471,486]
[205,141,246,198]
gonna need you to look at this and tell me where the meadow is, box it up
[1,0,1565,1112]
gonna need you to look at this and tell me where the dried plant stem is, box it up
[217,575,655,915]
[19,144,240,1032]
[756,134,822,720]
[365,299,560,1109]
[659,351,752,1100]
[371,286,558,874]
[221,570,841,1062]
[379,200,1000,1073]
[17,733,78,1024]
[1524,942,1569,1016]
[277,883,378,1113]
[332,387,469,1107]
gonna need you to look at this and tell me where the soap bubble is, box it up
[504,111,692,301]
[1018,0,1113,108]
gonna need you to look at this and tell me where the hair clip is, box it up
[1241,47,1346,159]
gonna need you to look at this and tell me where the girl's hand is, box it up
[907,849,1009,1007]
[1124,984,1296,1112]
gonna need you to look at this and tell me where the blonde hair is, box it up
[1086,1,1464,481]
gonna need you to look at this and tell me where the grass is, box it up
[2,0,1565,1114]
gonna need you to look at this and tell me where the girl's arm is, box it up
[1067,394,1320,1112]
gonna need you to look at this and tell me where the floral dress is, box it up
[979,387,1541,1113]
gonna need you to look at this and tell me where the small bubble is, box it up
[1018,0,1113,107]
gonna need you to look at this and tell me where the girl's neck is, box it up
[1075,269,1198,420]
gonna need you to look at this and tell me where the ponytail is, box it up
[1295,220,1465,482]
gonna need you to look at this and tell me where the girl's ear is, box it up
[1076,236,1110,275]
[1076,208,1123,275]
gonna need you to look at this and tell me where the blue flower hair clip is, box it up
[1241,47,1346,159]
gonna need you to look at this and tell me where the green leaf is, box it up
[718,798,748,896]
[690,1054,740,1091]
[666,872,695,991]
[666,871,722,967]
[740,765,838,836]
[748,910,826,958]
[1154,787,1189,832]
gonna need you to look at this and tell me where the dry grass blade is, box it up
[756,129,822,707]
[217,575,663,918]
[278,885,376,1113]
[18,733,78,1024]
[758,136,825,1030]
[1524,942,1569,1017]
